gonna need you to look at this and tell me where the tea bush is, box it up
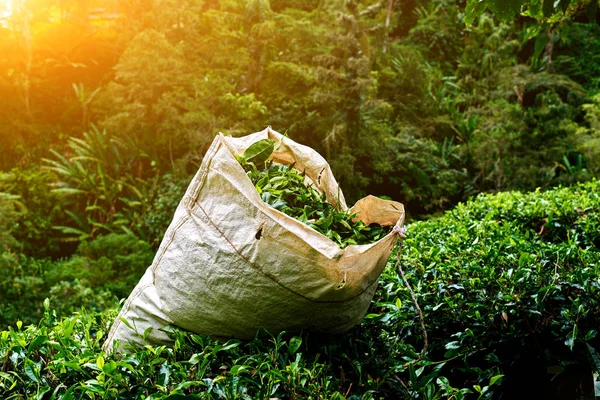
[1,181,599,398]
[144,173,192,248]
[0,254,48,328]
[0,233,153,329]
[0,169,62,258]
[384,179,600,397]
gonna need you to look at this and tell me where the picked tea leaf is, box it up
[238,144,389,248]
[242,139,276,166]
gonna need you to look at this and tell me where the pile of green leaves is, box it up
[237,139,388,248]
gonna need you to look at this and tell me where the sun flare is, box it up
[0,0,12,24]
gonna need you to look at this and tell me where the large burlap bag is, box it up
[104,127,404,352]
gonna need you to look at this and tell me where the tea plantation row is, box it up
[1,180,599,399]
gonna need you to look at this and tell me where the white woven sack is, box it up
[104,127,404,352]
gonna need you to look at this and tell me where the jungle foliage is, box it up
[1,0,600,228]
[1,0,600,398]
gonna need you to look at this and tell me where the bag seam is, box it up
[104,282,153,348]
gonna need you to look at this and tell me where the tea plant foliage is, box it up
[2,180,599,398]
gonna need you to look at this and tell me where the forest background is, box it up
[0,0,600,397]
[3,0,600,323]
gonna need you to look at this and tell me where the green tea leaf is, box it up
[24,359,41,384]
[159,363,171,387]
[27,335,48,353]
[588,343,600,373]
[489,374,504,386]
[243,139,275,165]
[96,355,105,370]
[289,336,302,354]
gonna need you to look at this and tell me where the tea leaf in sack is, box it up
[238,150,389,248]
[242,139,276,166]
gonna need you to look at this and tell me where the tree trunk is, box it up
[544,28,555,70]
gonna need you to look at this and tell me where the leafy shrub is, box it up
[0,305,364,399]
[368,131,468,216]
[574,94,600,176]
[48,233,154,300]
[49,279,117,317]
[0,193,25,252]
[467,68,591,192]
[552,22,600,92]
[0,233,153,329]
[2,181,599,398]
[44,126,161,243]
[384,179,600,396]
[0,254,47,328]
[0,169,62,257]
[144,173,191,248]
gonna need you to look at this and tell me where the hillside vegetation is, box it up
[1,0,600,397]
[1,0,600,327]
[1,0,600,236]
[1,181,599,399]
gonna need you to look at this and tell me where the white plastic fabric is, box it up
[104,127,404,352]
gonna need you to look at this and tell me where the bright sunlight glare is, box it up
[0,0,11,28]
